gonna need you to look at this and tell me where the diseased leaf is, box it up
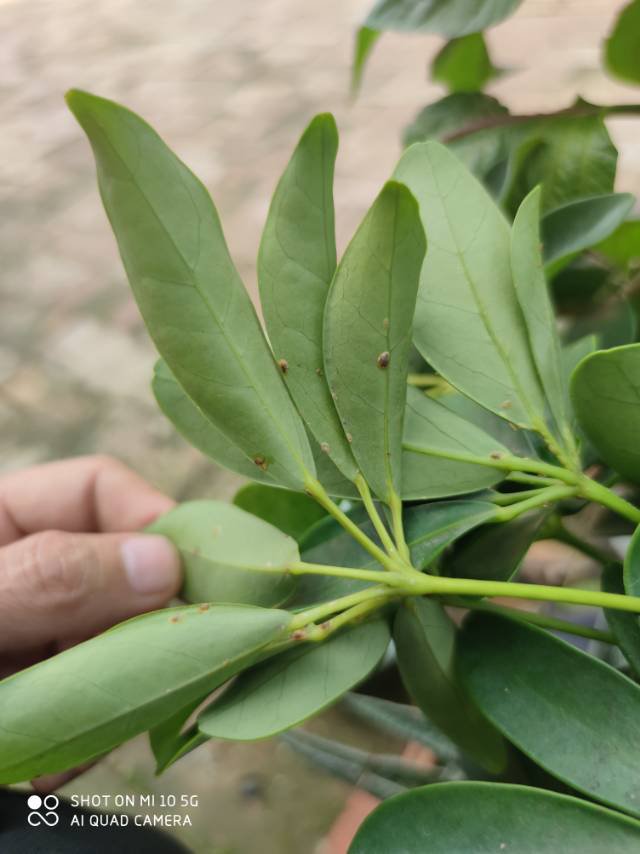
[542,193,635,275]
[258,115,358,482]
[603,563,640,678]
[233,483,326,543]
[198,620,390,740]
[349,782,640,853]
[458,612,640,817]
[394,142,547,430]
[394,598,508,773]
[431,33,499,93]
[605,0,640,85]
[148,501,297,607]
[402,389,508,501]
[511,188,572,453]
[0,605,290,783]
[67,89,314,490]
[363,0,524,37]
[571,344,640,483]
[324,181,426,502]
[152,360,276,485]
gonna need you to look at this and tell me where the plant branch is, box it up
[289,560,405,586]
[289,585,391,632]
[355,473,398,559]
[494,485,577,521]
[389,491,412,565]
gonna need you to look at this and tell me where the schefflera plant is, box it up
[3,90,640,849]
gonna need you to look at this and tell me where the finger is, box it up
[0,456,174,545]
[0,530,181,650]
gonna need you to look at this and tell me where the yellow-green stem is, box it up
[355,473,398,558]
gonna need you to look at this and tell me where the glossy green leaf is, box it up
[67,89,314,490]
[363,0,524,37]
[395,142,546,430]
[394,598,508,773]
[403,92,508,148]
[258,115,358,482]
[603,562,640,678]
[324,180,426,502]
[511,188,571,448]
[444,509,546,582]
[352,26,381,93]
[432,33,499,93]
[349,782,640,853]
[0,604,290,783]
[233,483,326,542]
[198,620,390,740]
[343,693,459,762]
[458,611,640,816]
[624,523,640,598]
[542,193,635,275]
[148,500,297,607]
[595,219,640,270]
[152,360,276,485]
[571,344,640,483]
[402,388,507,499]
[605,0,640,85]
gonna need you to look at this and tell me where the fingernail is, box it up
[121,535,180,595]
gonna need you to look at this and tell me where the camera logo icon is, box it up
[27,794,60,827]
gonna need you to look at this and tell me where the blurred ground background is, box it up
[1,0,639,851]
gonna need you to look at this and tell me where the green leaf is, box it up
[443,509,547,582]
[258,115,357,483]
[402,388,507,499]
[571,344,640,483]
[363,0,524,37]
[352,26,381,93]
[149,699,208,774]
[543,193,635,275]
[394,142,547,430]
[605,0,640,85]
[438,391,537,457]
[403,92,508,148]
[431,33,499,93]
[152,360,276,485]
[511,187,571,450]
[198,620,390,740]
[561,335,598,390]
[342,693,460,763]
[67,89,314,491]
[566,296,637,351]
[595,219,640,270]
[624,524,640,598]
[603,562,640,678]
[148,500,297,607]
[349,782,640,853]
[233,483,326,542]
[324,180,426,502]
[394,598,508,773]
[458,611,640,817]
[0,604,290,783]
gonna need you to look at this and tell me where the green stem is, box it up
[389,491,412,565]
[444,597,616,644]
[289,585,390,632]
[490,487,551,507]
[507,472,561,487]
[289,560,405,587]
[578,476,640,525]
[494,485,577,521]
[355,473,398,559]
[306,595,396,641]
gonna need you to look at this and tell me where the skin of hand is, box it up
[0,455,183,792]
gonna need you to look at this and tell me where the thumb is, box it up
[0,530,182,651]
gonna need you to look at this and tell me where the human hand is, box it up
[0,456,182,789]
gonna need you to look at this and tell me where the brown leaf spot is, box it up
[198,603,210,613]
[291,629,307,641]
[490,451,504,460]
[254,455,268,471]
[383,318,389,330]
[169,615,182,624]
[346,432,353,443]
[377,351,390,369]
[500,400,512,410]
[278,358,288,374]
[316,367,323,377]
[320,442,330,454]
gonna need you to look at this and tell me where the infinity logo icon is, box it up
[27,793,60,827]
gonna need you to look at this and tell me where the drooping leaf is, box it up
[595,219,640,270]
[401,388,507,499]
[603,562,640,678]
[511,187,572,453]
[152,360,276,485]
[394,598,508,773]
[403,92,509,148]
[258,115,358,483]
[352,26,381,93]
[67,89,314,490]
[542,193,635,275]
[605,0,640,85]
[198,620,390,740]
[0,604,290,783]
[148,501,297,607]
[363,0,524,37]
[394,142,547,431]
[324,180,426,502]
[349,782,640,853]
[624,523,640,598]
[343,693,460,763]
[431,33,499,93]
[233,483,326,543]
[571,344,640,483]
[458,611,640,817]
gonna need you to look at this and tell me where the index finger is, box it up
[0,456,174,545]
